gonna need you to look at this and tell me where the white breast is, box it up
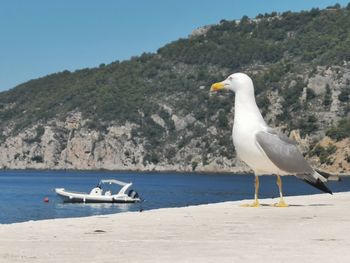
[232,123,278,175]
[232,103,280,175]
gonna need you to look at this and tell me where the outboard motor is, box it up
[90,187,102,196]
[128,189,139,199]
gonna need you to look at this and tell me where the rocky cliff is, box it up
[0,112,247,172]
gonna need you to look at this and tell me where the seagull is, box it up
[210,73,332,207]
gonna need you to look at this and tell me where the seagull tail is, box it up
[303,177,333,195]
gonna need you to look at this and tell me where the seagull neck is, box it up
[234,90,265,124]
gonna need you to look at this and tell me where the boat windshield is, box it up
[97,179,132,195]
[98,179,129,187]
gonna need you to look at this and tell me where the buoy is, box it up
[43,197,49,203]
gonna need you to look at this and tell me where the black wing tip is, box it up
[303,179,333,195]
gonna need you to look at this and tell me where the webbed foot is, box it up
[272,199,288,208]
[240,200,260,207]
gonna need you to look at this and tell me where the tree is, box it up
[323,84,332,106]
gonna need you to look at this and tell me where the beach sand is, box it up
[1,192,350,263]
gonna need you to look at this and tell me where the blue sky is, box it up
[0,0,349,91]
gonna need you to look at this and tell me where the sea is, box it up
[0,170,349,224]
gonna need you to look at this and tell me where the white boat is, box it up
[55,179,141,203]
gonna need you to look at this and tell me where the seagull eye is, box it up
[228,77,233,81]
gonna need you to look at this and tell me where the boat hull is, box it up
[55,188,140,203]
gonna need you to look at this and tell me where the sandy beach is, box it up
[1,192,350,263]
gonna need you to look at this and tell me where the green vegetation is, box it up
[24,125,45,144]
[282,79,304,108]
[338,88,350,102]
[323,84,332,106]
[310,144,336,164]
[306,88,316,100]
[298,115,319,136]
[276,79,304,127]
[326,118,350,141]
[31,155,44,163]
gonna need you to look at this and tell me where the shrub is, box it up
[306,88,316,100]
[31,155,44,163]
[143,151,159,165]
[298,115,318,136]
[326,118,350,141]
[338,88,350,102]
[323,84,332,106]
[310,144,336,164]
[218,111,228,128]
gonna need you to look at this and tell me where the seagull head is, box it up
[210,73,253,93]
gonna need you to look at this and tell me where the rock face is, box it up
[189,25,212,37]
[0,113,248,172]
[171,114,196,131]
[0,118,142,171]
[309,136,350,174]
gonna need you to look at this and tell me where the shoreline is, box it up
[0,167,250,174]
[1,168,350,177]
[1,192,350,262]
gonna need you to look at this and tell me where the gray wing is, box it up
[265,127,298,145]
[255,130,332,194]
[255,130,314,175]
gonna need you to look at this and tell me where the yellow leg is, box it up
[274,175,288,207]
[241,175,260,207]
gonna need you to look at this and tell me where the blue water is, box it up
[0,170,349,224]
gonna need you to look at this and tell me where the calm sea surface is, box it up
[0,170,349,224]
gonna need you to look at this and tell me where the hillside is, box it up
[1,3,350,173]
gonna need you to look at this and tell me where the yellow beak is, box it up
[210,82,225,92]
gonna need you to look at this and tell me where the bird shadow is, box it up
[259,203,332,207]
